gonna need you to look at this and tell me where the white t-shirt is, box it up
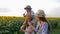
[25,26,34,34]
[23,10,36,23]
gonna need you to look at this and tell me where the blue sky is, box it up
[0,0,60,17]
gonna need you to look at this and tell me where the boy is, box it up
[23,5,35,24]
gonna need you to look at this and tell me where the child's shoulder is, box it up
[30,11,35,15]
[31,10,34,13]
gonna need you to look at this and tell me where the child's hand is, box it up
[23,13,26,17]
[20,25,26,31]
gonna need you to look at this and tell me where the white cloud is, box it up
[0,0,60,17]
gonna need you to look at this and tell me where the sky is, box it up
[0,0,60,17]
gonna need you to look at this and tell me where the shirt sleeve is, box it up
[31,11,35,16]
[31,11,36,23]
[42,22,48,34]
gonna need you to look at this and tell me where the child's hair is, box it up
[26,13,34,21]
[38,17,50,31]
[24,13,33,25]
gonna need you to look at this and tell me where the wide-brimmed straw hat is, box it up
[24,5,32,9]
[36,9,46,17]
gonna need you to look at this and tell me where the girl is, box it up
[21,14,35,34]
[35,9,50,34]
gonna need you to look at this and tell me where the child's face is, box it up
[25,8,31,12]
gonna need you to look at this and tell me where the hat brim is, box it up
[24,8,32,9]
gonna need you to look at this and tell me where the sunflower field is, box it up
[0,16,60,34]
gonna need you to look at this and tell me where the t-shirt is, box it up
[23,10,36,23]
[25,26,34,34]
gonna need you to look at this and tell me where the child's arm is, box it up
[23,13,25,17]
[20,24,26,32]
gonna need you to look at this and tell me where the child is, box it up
[23,5,35,24]
[20,13,33,32]
[21,13,35,34]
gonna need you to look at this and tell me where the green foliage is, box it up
[0,17,24,34]
[0,16,60,34]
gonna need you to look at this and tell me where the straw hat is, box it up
[24,5,32,9]
[36,9,46,17]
